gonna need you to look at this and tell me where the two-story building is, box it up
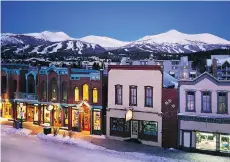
[1,64,104,135]
[106,65,163,147]
[178,72,230,155]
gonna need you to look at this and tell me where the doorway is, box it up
[131,120,138,139]
[53,108,62,127]
[80,105,90,131]
[27,106,34,122]
[183,131,191,148]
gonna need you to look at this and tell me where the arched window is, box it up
[50,78,58,101]
[83,84,89,101]
[28,74,35,93]
[75,87,79,102]
[93,88,98,103]
[41,81,47,100]
[62,82,67,101]
[12,80,17,93]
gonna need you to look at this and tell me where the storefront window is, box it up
[220,134,230,152]
[17,104,26,120]
[93,111,100,130]
[143,121,158,136]
[54,108,62,127]
[2,103,12,118]
[196,132,216,151]
[44,106,51,124]
[110,117,130,137]
[33,106,39,122]
[63,108,68,127]
[72,108,79,129]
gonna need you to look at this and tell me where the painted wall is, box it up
[179,78,230,117]
[107,69,162,146]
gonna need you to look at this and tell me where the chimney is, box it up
[212,58,217,77]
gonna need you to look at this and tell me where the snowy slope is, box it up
[137,30,230,45]
[25,31,75,42]
[80,35,130,48]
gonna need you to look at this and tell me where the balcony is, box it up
[15,92,38,101]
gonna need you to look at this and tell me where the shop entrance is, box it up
[53,108,62,127]
[80,105,90,131]
[27,106,34,122]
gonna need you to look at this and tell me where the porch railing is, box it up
[15,92,38,100]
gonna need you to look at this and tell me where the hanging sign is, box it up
[125,109,133,122]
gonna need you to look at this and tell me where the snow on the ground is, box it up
[37,133,183,162]
[90,134,107,139]
[0,117,8,122]
[1,125,31,136]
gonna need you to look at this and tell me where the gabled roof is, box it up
[178,72,230,86]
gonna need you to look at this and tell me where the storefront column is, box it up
[13,102,17,119]
[38,104,41,125]
[216,134,220,152]
[68,106,72,130]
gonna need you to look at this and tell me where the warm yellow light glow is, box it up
[93,88,98,103]
[83,84,89,101]
[125,109,133,121]
[75,87,79,102]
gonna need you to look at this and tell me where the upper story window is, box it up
[51,78,58,101]
[28,75,35,93]
[202,92,211,113]
[83,84,89,101]
[93,88,98,103]
[186,91,195,112]
[41,81,47,100]
[145,86,153,107]
[12,80,17,93]
[217,92,228,114]
[129,86,137,106]
[1,76,7,93]
[115,85,122,105]
[62,82,67,102]
[75,87,79,102]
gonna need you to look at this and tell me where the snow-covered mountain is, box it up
[1,30,230,54]
[80,35,130,49]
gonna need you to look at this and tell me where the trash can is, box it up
[14,120,20,129]
[44,126,52,135]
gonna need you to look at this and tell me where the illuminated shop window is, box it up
[93,88,98,103]
[34,106,38,122]
[93,111,100,130]
[44,106,51,124]
[196,132,216,151]
[83,84,89,101]
[63,108,68,127]
[220,134,230,153]
[17,104,26,120]
[75,87,79,102]
[72,109,79,128]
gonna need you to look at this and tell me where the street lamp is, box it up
[19,102,24,128]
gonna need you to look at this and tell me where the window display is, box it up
[17,104,26,120]
[72,109,79,128]
[143,121,158,136]
[44,106,51,123]
[220,134,230,152]
[63,108,68,127]
[111,118,124,131]
[196,132,216,151]
[93,111,100,130]
[33,106,39,122]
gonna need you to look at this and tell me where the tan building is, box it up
[106,65,163,147]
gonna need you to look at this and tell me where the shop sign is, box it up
[125,109,133,122]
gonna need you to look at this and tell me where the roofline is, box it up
[178,72,230,86]
[108,65,162,72]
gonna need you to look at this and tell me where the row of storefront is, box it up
[0,100,103,135]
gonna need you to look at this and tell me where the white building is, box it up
[178,72,230,154]
[106,65,163,147]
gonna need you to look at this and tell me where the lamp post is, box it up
[19,102,24,128]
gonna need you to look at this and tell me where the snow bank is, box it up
[90,134,107,139]
[37,133,105,150]
[1,125,31,136]
[37,133,184,162]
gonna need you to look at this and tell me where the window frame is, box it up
[217,92,228,114]
[201,91,212,113]
[186,91,196,112]
[144,86,153,107]
[115,85,122,105]
[129,85,137,106]
[62,81,67,102]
